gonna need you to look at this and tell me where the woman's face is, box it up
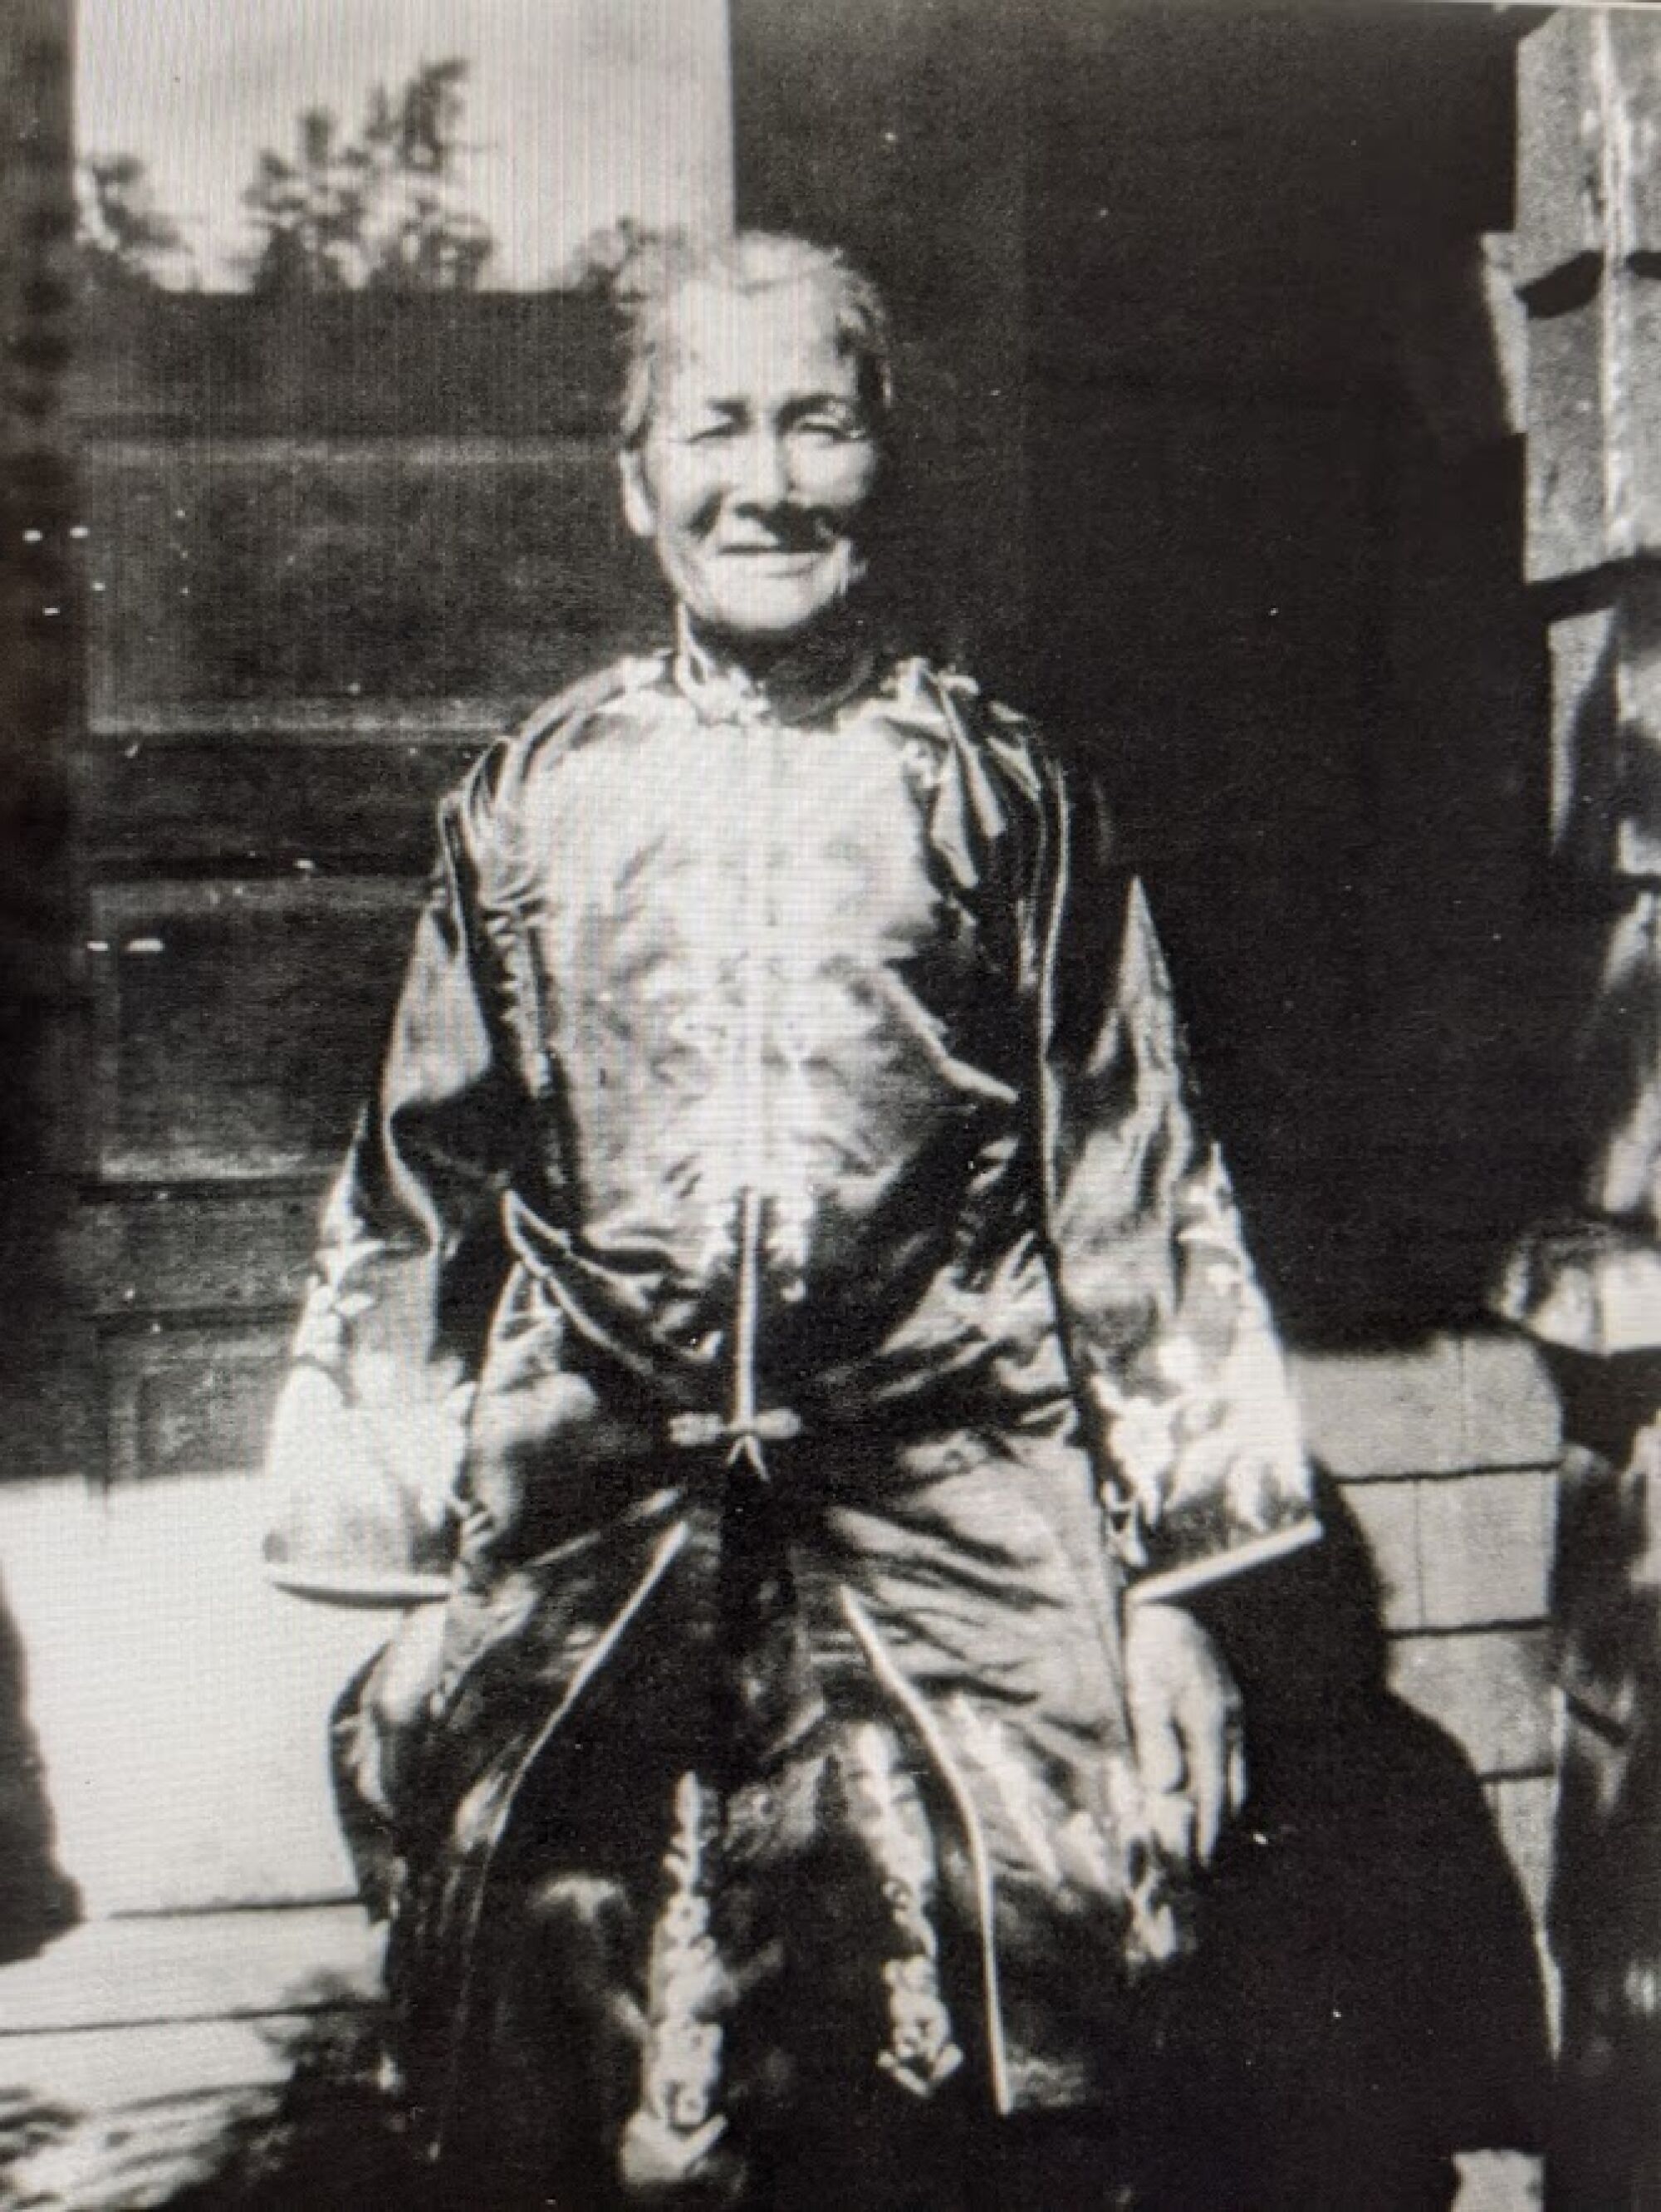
[620,276,881,646]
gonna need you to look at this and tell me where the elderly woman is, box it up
[265,232,1316,2209]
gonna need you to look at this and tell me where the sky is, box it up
[74,0,733,290]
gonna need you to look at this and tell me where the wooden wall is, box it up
[61,291,664,1480]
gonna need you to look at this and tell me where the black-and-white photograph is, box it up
[2,1,1658,2204]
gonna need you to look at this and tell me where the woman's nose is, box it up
[730,429,791,508]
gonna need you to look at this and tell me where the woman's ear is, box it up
[619,449,655,542]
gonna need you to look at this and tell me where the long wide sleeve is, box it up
[263,763,522,1598]
[1035,768,1319,1604]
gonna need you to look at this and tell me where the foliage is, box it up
[566,215,659,297]
[243,58,493,297]
[76,154,189,291]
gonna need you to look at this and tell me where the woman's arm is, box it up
[264,754,522,1597]
[1031,758,1316,1855]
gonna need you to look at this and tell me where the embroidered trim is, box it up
[291,1222,385,1371]
[1124,1516,1322,1607]
[1088,1141,1310,1555]
[1101,1751,1185,1973]
[840,1588,1013,2114]
[841,1722,964,2099]
[622,1771,728,2180]
[670,723,828,1299]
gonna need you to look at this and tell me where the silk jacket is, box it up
[265,635,1317,2189]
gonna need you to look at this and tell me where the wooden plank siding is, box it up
[60,291,664,1485]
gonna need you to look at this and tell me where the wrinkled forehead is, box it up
[652,272,871,422]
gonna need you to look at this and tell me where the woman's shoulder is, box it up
[875,653,1069,799]
[450,649,675,830]
[879,651,1034,724]
[515,650,672,744]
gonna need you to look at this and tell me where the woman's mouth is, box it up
[718,546,823,570]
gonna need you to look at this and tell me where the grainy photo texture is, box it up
[2,2,1659,2207]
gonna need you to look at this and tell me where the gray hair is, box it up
[615,230,894,449]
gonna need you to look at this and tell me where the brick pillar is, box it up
[1499,9,1661,1345]
[1497,14,1661,2200]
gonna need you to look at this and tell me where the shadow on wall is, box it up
[0,1566,79,1966]
[1151,1472,1551,2211]
[997,7,1578,1352]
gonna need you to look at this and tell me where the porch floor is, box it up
[0,1471,392,2208]
[0,1471,1544,2209]
[0,1905,382,2209]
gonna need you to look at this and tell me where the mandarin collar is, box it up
[670,608,881,727]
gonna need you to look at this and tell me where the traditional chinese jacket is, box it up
[265,631,1317,2203]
